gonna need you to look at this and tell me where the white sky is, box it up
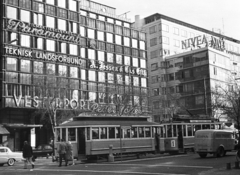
[92,0,240,40]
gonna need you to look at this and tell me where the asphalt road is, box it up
[0,151,239,175]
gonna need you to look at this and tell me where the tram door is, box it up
[77,128,86,154]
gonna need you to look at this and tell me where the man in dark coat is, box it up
[58,139,67,167]
[23,141,34,169]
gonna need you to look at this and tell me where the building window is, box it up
[161,24,169,32]
[153,88,159,96]
[46,16,55,28]
[174,27,179,35]
[69,0,77,11]
[20,10,30,23]
[151,76,158,83]
[46,39,55,51]
[46,5,55,16]
[132,57,138,67]
[81,69,86,80]
[97,31,104,41]
[162,36,169,44]
[124,56,130,65]
[140,59,146,68]
[58,0,66,8]
[116,54,122,64]
[59,65,67,76]
[58,19,66,31]
[150,38,157,47]
[150,50,158,59]
[151,63,158,71]
[107,53,113,63]
[132,39,138,48]
[6,6,17,19]
[70,67,78,78]
[96,21,105,30]
[21,34,30,47]
[106,33,113,43]
[60,42,67,53]
[195,95,204,105]
[46,0,54,5]
[88,49,95,60]
[149,25,157,34]
[69,44,78,55]
[115,26,122,35]
[141,78,147,87]
[106,23,114,33]
[34,61,43,74]
[21,60,31,72]
[88,70,96,81]
[88,29,95,39]
[124,37,130,47]
[6,57,17,71]
[81,48,85,58]
[123,28,130,36]
[140,41,145,50]
[115,35,122,45]
[80,26,85,36]
[98,72,105,82]
[58,8,67,19]
[33,13,43,25]
[69,22,77,33]
[46,63,55,74]
[33,2,44,13]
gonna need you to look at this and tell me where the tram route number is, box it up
[171,140,176,147]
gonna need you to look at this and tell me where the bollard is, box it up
[226,163,231,170]
[108,145,114,162]
[235,162,239,169]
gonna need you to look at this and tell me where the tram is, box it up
[55,116,162,160]
[54,116,223,160]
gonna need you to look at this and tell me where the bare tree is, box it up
[211,77,240,143]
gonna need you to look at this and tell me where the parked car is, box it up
[0,147,22,166]
[33,144,53,159]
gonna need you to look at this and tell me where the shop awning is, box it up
[0,125,10,135]
[3,123,43,128]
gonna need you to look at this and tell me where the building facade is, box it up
[133,13,240,123]
[0,0,148,151]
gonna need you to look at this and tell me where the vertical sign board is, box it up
[31,128,36,148]
[171,140,176,147]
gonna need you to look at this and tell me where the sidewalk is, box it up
[199,162,240,175]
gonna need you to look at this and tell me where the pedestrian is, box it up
[22,141,34,169]
[57,139,67,167]
[66,141,75,166]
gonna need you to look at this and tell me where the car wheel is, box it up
[7,158,15,166]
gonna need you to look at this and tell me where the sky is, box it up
[93,0,240,40]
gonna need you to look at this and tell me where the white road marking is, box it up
[18,168,189,175]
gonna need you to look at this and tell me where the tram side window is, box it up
[145,127,151,137]
[173,125,177,137]
[87,127,90,140]
[183,125,186,137]
[211,124,215,129]
[62,128,66,141]
[187,125,193,136]
[100,127,107,139]
[167,125,172,137]
[177,125,182,137]
[109,127,115,139]
[92,127,99,139]
[124,129,131,138]
[160,127,165,138]
[139,127,144,137]
[116,127,120,138]
[68,128,76,141]
[131,127,137,138]
[56,128,61,142]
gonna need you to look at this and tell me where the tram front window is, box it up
[124,129,131,138]
[68,128,76,141]
[92,127,99,139]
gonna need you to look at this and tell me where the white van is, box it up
[195,130,237,158]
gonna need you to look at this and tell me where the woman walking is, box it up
[22,141,34,169]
